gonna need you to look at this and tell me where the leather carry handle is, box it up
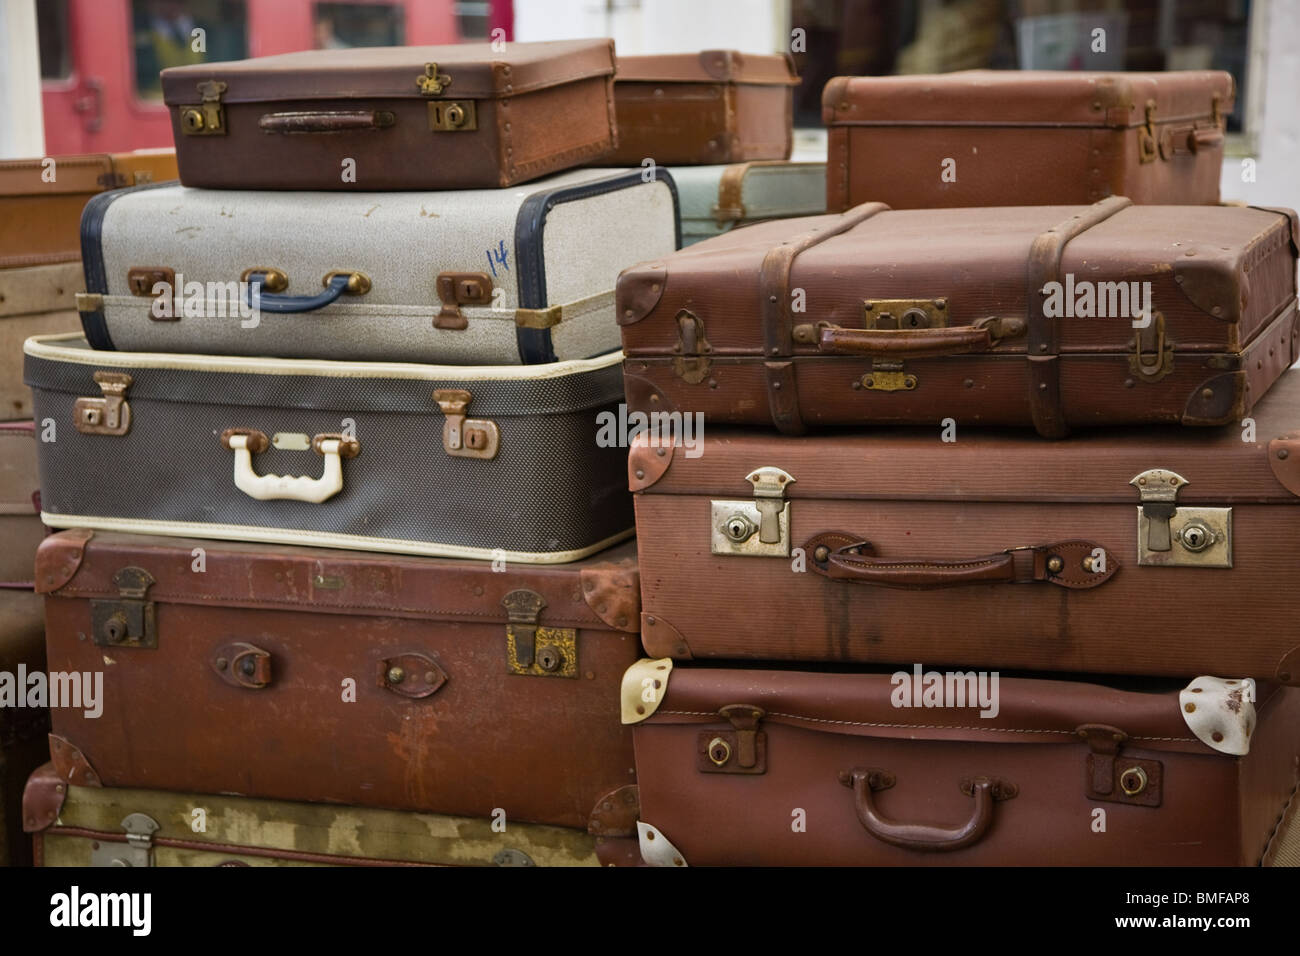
[244,271,370,314]
[813,317,1025,358]
[839,768,1016,852]
[1164,124,1225,156]
[259,110,396,133]
[805,532,1118,590]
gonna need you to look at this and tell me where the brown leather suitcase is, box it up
[0,422,45,586]
[0,151,177,268]
[162,41,617,190]
[1,589,49,867]
[632,367,1300,681]
[35,530,641,830]
[604,51,797,165]
[617,199,1298,437]
[824,71,1233,211]
[624,662,1300,866]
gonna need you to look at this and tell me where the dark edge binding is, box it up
[514,167,681,364]
[78,180,176,351]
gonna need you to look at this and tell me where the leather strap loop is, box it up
[817,323,994,357]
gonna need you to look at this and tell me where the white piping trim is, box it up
[40,512,634,565]
[23,334,623,382]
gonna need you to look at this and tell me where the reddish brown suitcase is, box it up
[624,662,1300,866]
[1,588,49,867]
[35,530,641,830]
[631,367,1300,681]
[604,51,797,165]
[162,41,617,190]
[824,71,1233,211]
[616,199,1298,437]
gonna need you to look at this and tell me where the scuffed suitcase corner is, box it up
[1266,433,1300,498]
[620,658,673,723]
[34,529,94,594]
[615,261,669,326]
[1274,644,1300,686]
[628,433,674,491]
[1181,371,1246,426]
[588,783,644,866]
[579,561,640,633]
[637,820,688,867]
[22,762,68,834]
[641,615,693,660]
[47,735,101,788]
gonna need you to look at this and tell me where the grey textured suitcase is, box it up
[76,168,679,364]
[672,161,825,246]
[23,334,630,562]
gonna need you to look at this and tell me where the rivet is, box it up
[215,658,228,670]
[1046,556,1064,573]
[1038,344,1048,353]
[963,379,974,388]
[387,666,405,684]
[772,381,781,390]
[656,447,666,457]
[1278,448,1290,460]
[646,616,656,625]
[1184,702,1196,713]
[634,469,645,479]
[1202,388,1214,399]
[814,545,829,562]
[1124,378,1135,388]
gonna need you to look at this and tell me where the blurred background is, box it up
[0,0,1294,208]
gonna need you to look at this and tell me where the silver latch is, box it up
[91,813,159,867]
[711,466,795,557]
[1130,469,1232,567]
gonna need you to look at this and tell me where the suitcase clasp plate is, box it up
[710,466,795,557]
[90,566,157,649]
[179,79,227,136]
[502,589,578,679]
[416,62,452,96]
[74,371,133,436]
[433,389,500,459]
[90,814,160,867]
[1130,469,1232,567]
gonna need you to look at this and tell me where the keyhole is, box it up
[724,514,755,542]
[708,737,732,766]
[1181,524,1211,551]
[537,646,563,672]
[103,614,127,643]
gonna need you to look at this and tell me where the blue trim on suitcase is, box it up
[513,167,681,363]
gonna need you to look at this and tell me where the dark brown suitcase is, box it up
[162,41,617,190]
[35,530,641,830]
[617,199,1298,437]
[624,662,1300,866]
[631,367,1300,680]
[824,71,1233,211]
[603,51,797,166]
[1,588,49,867]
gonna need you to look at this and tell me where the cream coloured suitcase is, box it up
[77,167,679,364]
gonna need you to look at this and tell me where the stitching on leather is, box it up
[836,559,999,571]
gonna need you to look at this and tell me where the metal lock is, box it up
[710,466,795,557]
[1078,724,1163,807]
[862,298,948,330]
[90,567,156,649]
[1129,311,1174,382]
[697,705,767,775]
[434,271,493,330]
[433,389,500,459]
[1131,469,1232,567]
[502,589,578,679]
[428,100,477,131]
[1119,766,1149,796]
[706,736,732,766]
[672,309,712,384]
[90,814,159,867]
[74,371,133,436]
[178,80,227,136]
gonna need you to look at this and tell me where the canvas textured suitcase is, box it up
[824,71,1233,211]
[631,367,1300,679]
[0,422,44,586]
[623,662,1300,866]
[25,334,631,561]
[0,151,177,268]
[77,168,679,364]
[673,161,825,246]
[162,41,617,191]
[1,589,49,867]
[605,51,797,167]
[34,530,640,829]
[617,199,1299,437]
[23,768,636,866]
[1,262,83,419]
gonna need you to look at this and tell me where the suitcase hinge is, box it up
[1130,469,1232,567]
[90,566,157,648]
[1138,101,1158,164]
[710,466,795,557]
[672,309,712,384]
[698,704,767,774]
[416,63,452,95]
[1076,724,1162,807]
[502,589,578,679]
[1129,311,1174,382]
[74,371,133,436]
[91,813,160,867]
[432,389,500,459]
[434,271,494,330]
[179,79,227,136]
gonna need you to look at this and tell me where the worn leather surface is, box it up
[39,532,638,828]
[633,667,1300,865]
[1,589,49,866]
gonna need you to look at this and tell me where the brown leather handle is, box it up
[804,532,1118,590]
[818,324,994,357]
[839,768,1015,852]
[259,110,395,134]
[1164,124,1225,156]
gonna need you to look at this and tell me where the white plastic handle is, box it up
[227,433,345,503]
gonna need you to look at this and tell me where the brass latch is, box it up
[1129,311,1174,382]
[128,266,177,321]
[671,309,711,384]
[428,100,476,131]
[416,62,452,95]
[434,271,494,330]
[90,567,157,649]
[698,704,767,774]
[502,589,577,678]
[74,371,133,436]
[862,359,915,392]
[90,813,160,867]
[711,466,795,557]
[863,297,948,330]
[179,79,227,136]
[433,389,500,459]
[1138,100,1158,164]
[1076,724,1162,807]
[1130,469,1232,567]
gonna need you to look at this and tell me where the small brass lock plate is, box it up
[861,365,917,392]
[434,271,493,330]
[428,100,476,131]
[710,466,795,557]
[862,298,948,330]
[696,730,768,774]
[90,566,157,649]
[506,625,578,678]
[433,389,499,459]
[1136,506,1232,567]
[178,80,227,136]
[74,371,133,436]
[1085,755,1163,807]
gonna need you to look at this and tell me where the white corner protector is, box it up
[1179,676,1257,755]
[620,658,673,724]
[637,822,688,867]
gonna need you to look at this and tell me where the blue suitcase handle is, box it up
[244,271,369,314]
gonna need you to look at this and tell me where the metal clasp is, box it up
[1138,100,1158,163]
[672,309,712,384]
[1076,724,1162,807]
[416,63,452,95]
[90,566,157,649]
[90,814,160,867]
[74,371,133,436]
[433,389,500,459]
[698,704,767,774]
[434,271,493,330]
[1130,469,1232,567]
[502,589,577,678]
[179,79,227,136]
[710,466,795,557]
[1130,311,1174,382]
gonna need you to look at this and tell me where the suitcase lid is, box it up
[629,368,1300,504]
[822,70,1234,128]
[162,39,615,105]
[35,529,640,634]
[0,154,115,197]
[616,51,798,86]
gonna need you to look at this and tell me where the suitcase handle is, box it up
[839,768,1016,852]
[1162,124,1225,157]
[220,428,361,504]
[811,316,1024,357]
[244,271,369,314]
[804,532,1118,590]
[259,110,396,133]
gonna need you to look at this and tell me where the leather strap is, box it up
[760,202,890,434]
[817,323,996,357]
[805,532,1118,591]
[1026,196,1132,439]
